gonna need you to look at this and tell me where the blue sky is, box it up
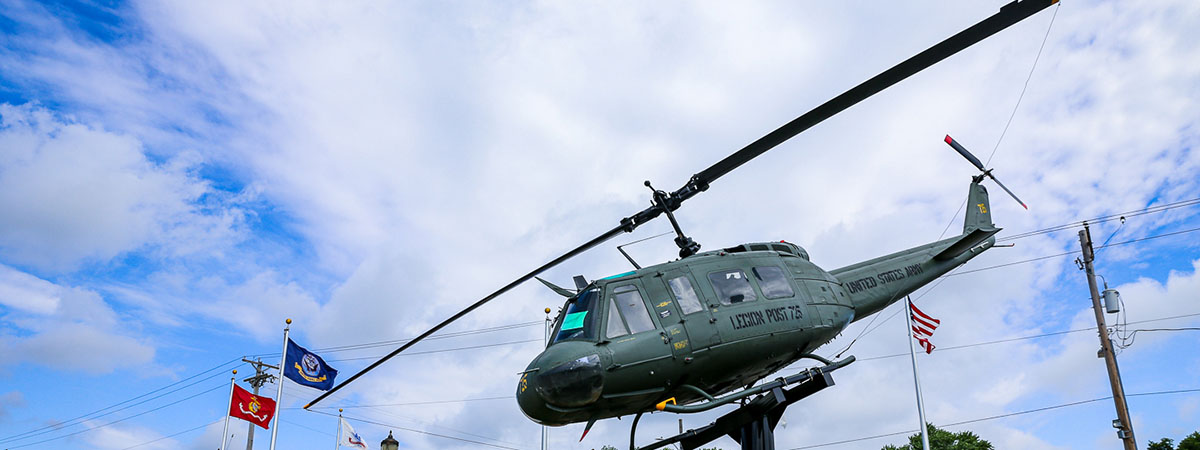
[1,1,1198,449]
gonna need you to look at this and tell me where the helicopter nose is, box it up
[533,354,604,409]
[536,354,604,408]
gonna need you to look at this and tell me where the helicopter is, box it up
[306,0,1056,447]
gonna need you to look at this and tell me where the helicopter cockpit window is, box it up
[666,276,704,315]
[607,285,656,337]
[753,266,795,299]
[551,288,599,344]
[708,269,757,305]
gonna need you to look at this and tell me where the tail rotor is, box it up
[944,135,1028,210]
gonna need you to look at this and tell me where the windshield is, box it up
[550,288,599,344]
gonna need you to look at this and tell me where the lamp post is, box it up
[380,431,399,450]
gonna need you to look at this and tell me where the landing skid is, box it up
[631,356,855,450]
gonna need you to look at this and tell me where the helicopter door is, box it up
[655,270,720,352]
[601,280,673,370]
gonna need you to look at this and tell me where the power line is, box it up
[361,403,528,448]
[309,410,527,450]
[117,420,223,450]
[246,320,542,359]
[0,357,242,445]
[15,321,540,447]
[7,383,227,449]
[281,384,527,448]
[280,417,335,438]
[951,225,1200,277]
[302,396,510,410]
[1114,327,1200,350]
[839,224,1200,347]
[324,338,542,363]
[998,197,1200,242]
[786,387,1200,449]
[983,1,1058,167]
[853,311,1200,363]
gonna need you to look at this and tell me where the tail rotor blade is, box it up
[944,135,985,171]
[945,134,1028,210]
[986,173,1029,210]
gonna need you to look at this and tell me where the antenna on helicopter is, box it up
[944,135,1028,209]
[615,230,675,270]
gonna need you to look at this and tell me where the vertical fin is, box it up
[963,180,994,233]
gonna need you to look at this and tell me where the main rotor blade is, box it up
[687,0,1057,191]
[304,222,632,408]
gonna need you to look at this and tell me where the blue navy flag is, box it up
[284,339,338,390]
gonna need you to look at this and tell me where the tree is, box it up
[1149,437,1176,450]
[882,423,994,450]
[1180,432,1200,450]
[1148,431,1200,450]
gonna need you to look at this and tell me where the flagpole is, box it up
[334,409,343,450]
[269,318,292,450]
[905,298,931,450]
[221,370,237,450]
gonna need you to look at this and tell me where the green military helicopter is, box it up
[308,1,1056,448]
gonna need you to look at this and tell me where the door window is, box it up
[708,269,757,305]
[667,276,704,314]
[753,266,795,299]
[606,298,629,338]
[607,285,656,337]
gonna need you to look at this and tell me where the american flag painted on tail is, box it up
[909,301,940,354]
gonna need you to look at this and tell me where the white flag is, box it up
[340,417,369,449]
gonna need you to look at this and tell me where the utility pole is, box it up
[242,358,279,450]
[1078,223,1137,450]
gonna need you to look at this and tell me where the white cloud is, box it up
[0,391,25,423]
[0,263,61,314]
[80,420,176,450]
[0,103,244,272]
[0,264,153,373]
[0,0,1198,448]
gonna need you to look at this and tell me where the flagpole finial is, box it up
[286,318,292,324]
[233,369,238,374]
[339,408,343,413]
[544,307,551,314]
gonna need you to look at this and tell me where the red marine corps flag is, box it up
[229,384,277,429]
[909,300,941,354]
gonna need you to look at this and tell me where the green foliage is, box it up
[1150,438,1176,450]
[882,423,994,450]
[1148,431,1200,450]
[1180,432,1200,450]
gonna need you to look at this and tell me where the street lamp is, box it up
[380,431,399,450]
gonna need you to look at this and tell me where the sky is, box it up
[0,0,1198,449]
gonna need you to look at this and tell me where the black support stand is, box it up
[635,367,837,450]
